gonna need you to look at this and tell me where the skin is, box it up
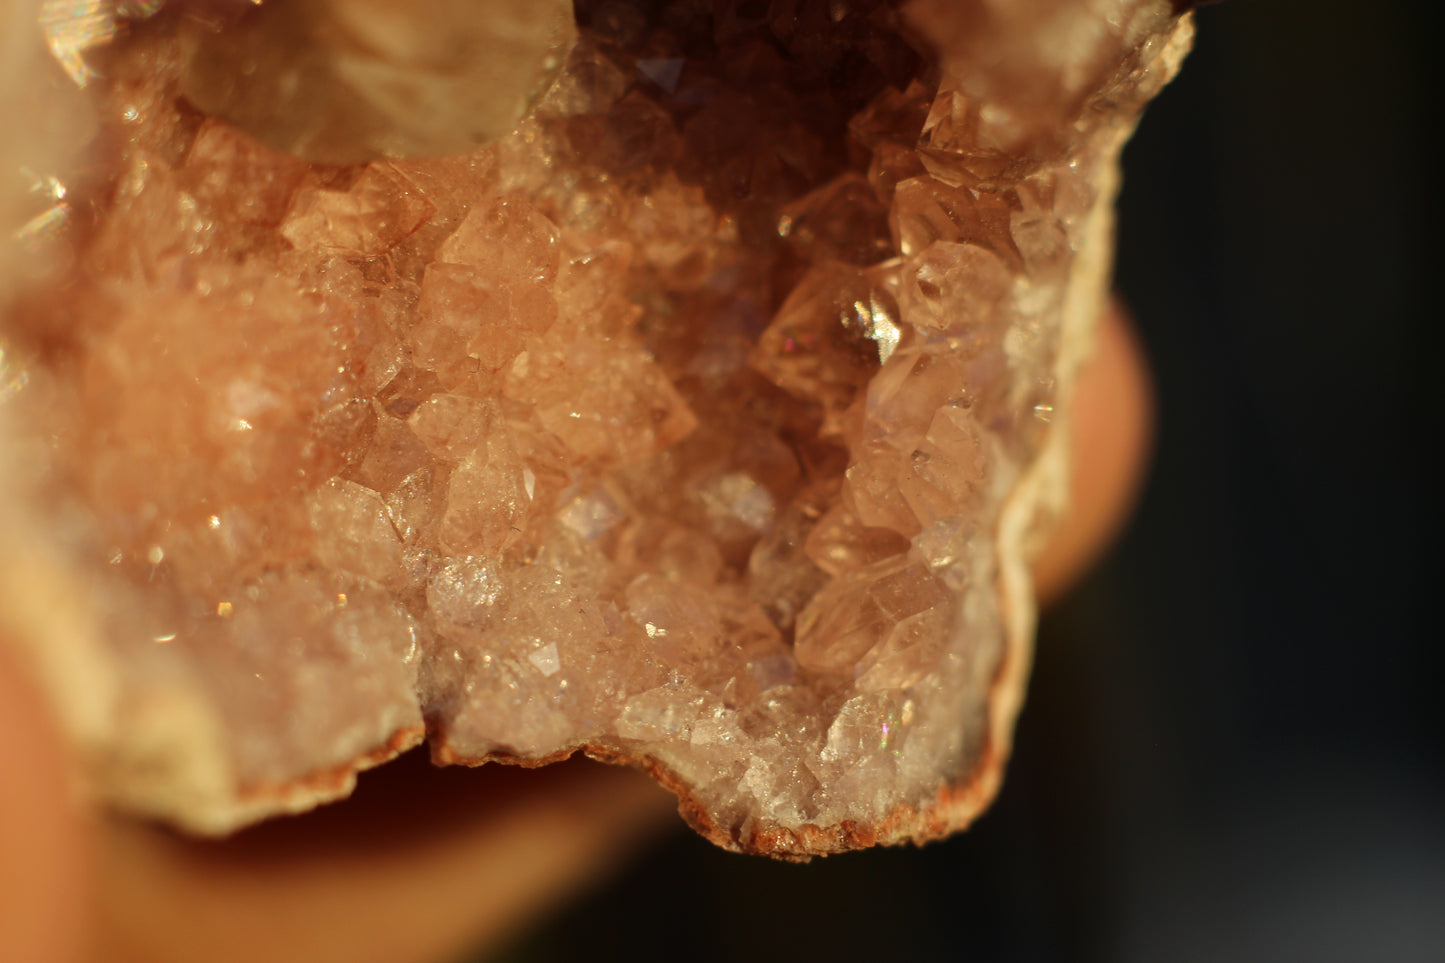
[0,300,1153,963]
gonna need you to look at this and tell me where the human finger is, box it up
[1032,298,1156,603]
[0,640,91,963]
[89,752,672,963]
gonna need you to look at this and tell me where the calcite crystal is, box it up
[0,0,1190,857]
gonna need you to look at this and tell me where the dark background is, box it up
[493,2,1440,959]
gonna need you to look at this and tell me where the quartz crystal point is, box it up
[180,0,579,164]
[0,0,1191,857]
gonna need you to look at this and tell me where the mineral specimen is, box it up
[0,0,1191,857]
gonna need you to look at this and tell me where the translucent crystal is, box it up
[180,0,579,164]
[0,0,1192,856]
[281,164,434,257]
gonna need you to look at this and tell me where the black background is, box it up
[491,2,1440,959]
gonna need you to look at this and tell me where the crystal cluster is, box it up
[0,0,1191,856]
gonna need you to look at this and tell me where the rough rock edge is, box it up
[0,11,1192,857]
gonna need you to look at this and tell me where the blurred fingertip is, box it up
[1033,297,1155,604]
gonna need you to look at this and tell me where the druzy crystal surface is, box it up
[0,0,1190,856]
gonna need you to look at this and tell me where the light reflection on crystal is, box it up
[863,297,902,363]
[0,346,29,405]
[15,203,70,246]
[38,0,115,86]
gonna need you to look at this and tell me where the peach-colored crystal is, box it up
[0,0,1191,857]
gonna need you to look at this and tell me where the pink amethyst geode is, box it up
[0,0,1190,857]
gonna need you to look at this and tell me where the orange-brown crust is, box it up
[234,724,428,810]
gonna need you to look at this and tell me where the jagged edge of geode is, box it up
[421,114,1141,859]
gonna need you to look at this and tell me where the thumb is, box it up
[0,639,91,963]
